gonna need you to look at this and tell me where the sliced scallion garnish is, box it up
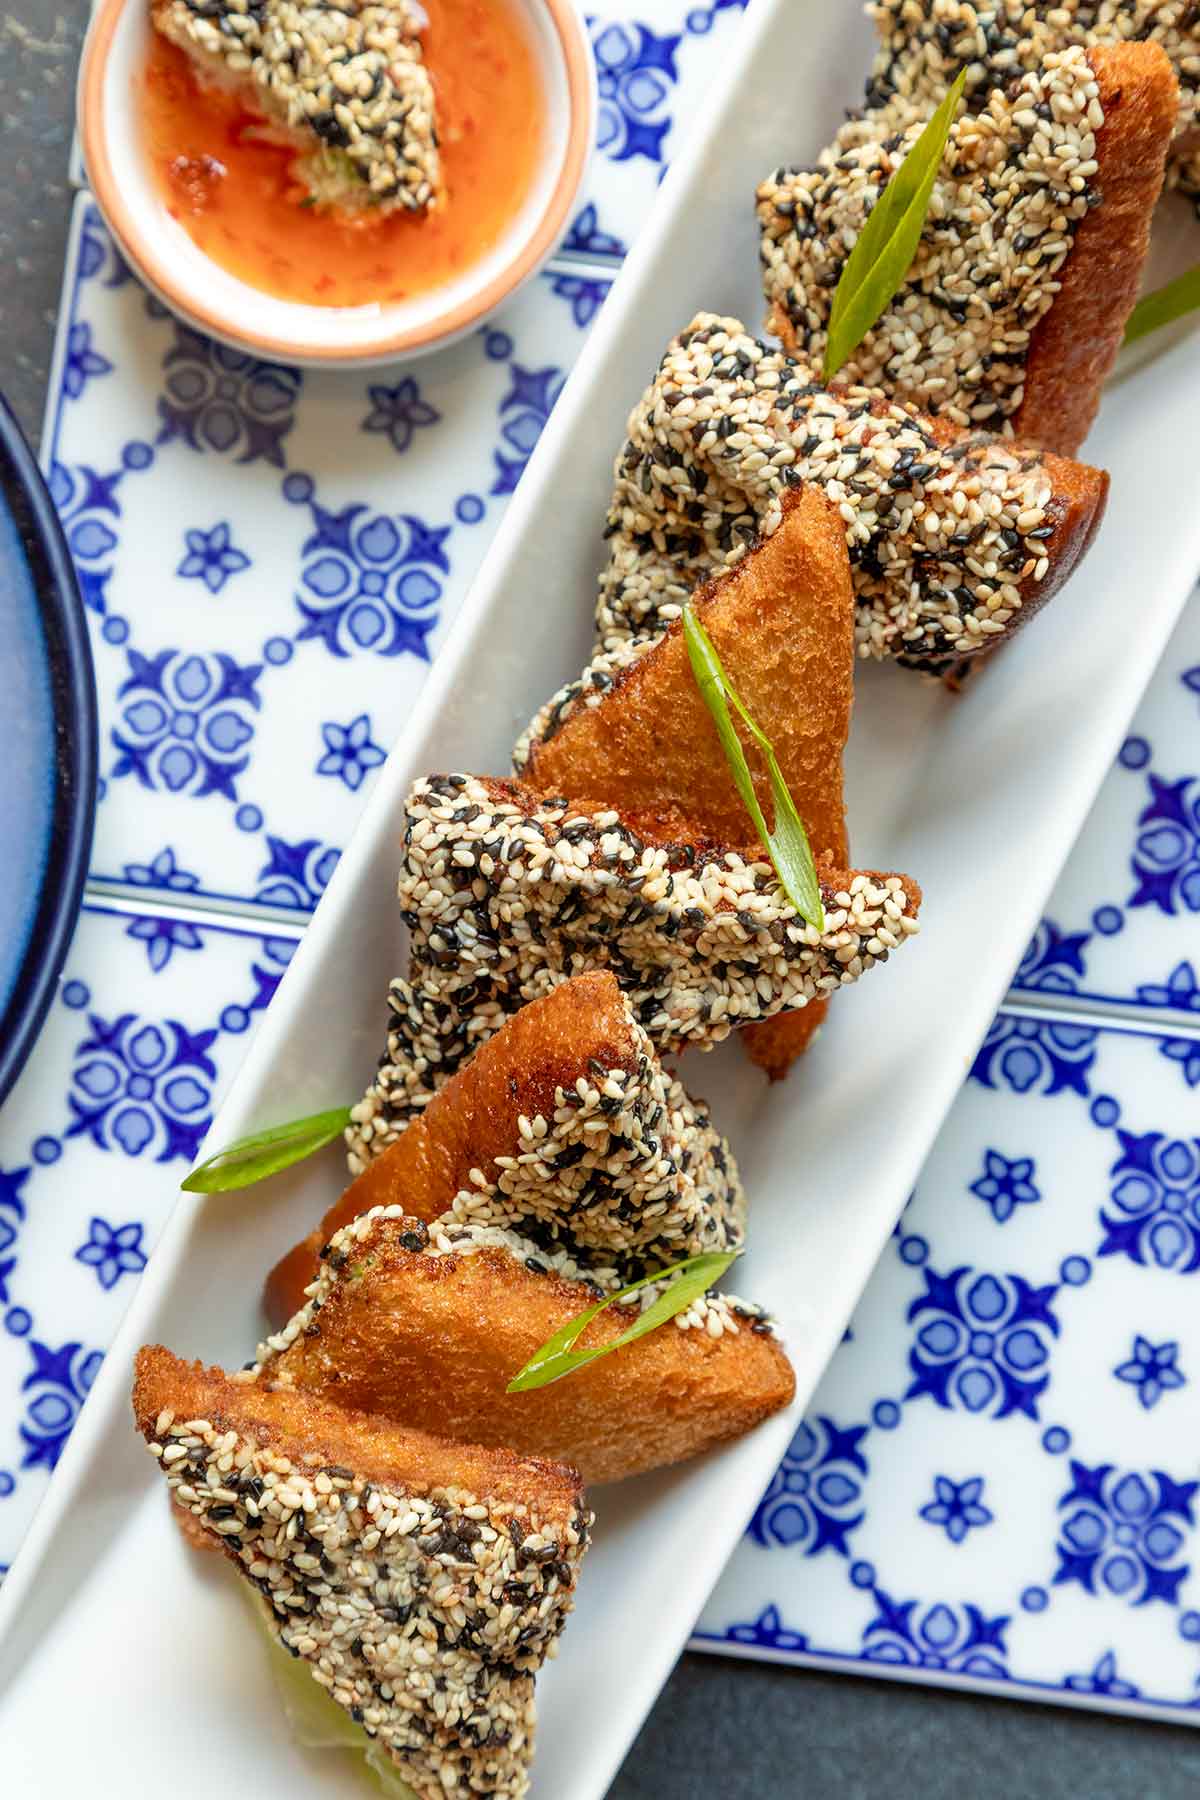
[506,1249,741,1393]
[823,68,967,381]
[682,604,825,932]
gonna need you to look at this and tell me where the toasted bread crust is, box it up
[742,1000,828,1079]
[1016,447,1109,627]
[522,488,855,1084]
[475,778,923,918]
[260,1223,796,1484]
[1017,43,1178,453]
[134,1344,584,1517]
[266,974,639,1323]
[525,487,853,862]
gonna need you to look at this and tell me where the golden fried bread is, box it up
[271,973,746,1327]
[1017,43,1178,454]
[134,1344,583,1516]
[521,487,855,1081]
[523,486,853,862]
[134,1348,586,1800]
[269,974,639,1323]
[740,1002,828,1081]
[255,1210,796,1485]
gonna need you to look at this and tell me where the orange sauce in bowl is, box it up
[139,0,546,308]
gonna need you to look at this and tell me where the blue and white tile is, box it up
[1020,596,1200,1031]
[562,0,751,265]
[694,1011,1200,1717]
[0,901,302,1574]
[47,195,608,911]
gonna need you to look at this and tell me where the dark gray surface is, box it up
[614,1655,1200,1798]
[4,2,1199,1793]
[0,2,82,445]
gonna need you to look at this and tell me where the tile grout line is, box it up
[543,250,625,280]
[79,878,1200,1040]
[1000,988,1200,1040]
[83,879,308,938]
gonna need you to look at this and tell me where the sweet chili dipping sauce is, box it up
[139,0,545,308]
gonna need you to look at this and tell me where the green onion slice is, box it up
[824,68,967,381]
[682,604,825,932]
[507,1249,742,1393]
[181,1106,353,1194]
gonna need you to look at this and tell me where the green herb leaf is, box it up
[682,604,825,932]
[181,1106,353,1194]
[506,1249,741,1393]
[824,67,967,382]
[1123,263,1200,345]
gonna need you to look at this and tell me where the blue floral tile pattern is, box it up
[1114,1338,1186,1412]
[361,377,440,456]
[176,522,251,595]
[920,1476,993,1544]
[46,196,609,910]
[747,1416,868,1556]
[0,904,302,1559]
[1022,596,1200,1019]
[696,1015,1200,1715]
[559,1,752,262]
[74,1216,149,1291]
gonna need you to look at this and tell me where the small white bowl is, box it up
[78,0,595,367]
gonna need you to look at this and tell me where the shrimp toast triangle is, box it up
[863,0,1200,203]
[520,486,852,863]
[759,42,1177,455]
[519,486,854,1078]
[269,974,746,1324]
[358,774,921,1132]
[597,314,1107,673]
[254,1207,796,1484]
[133,1347,588,1800]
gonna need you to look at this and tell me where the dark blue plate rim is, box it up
[0,395,97,1107]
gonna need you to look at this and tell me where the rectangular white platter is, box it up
[3,1,1200,1795]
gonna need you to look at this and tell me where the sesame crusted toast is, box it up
[134,1346,589,1799]
[253,1208,796,1484]
[516,486,855,1082]
[358,773,921,1133]
[518,485,854,862]
[598,314,1108,672]
[267,973,746,1325]
[758,42,1177,456]
[151,0,439,214]
[863,0,1200,203]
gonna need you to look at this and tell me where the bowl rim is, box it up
[0,394,98,1108]
[78,0,595,364]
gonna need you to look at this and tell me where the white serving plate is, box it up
[3,2,1200,1795]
